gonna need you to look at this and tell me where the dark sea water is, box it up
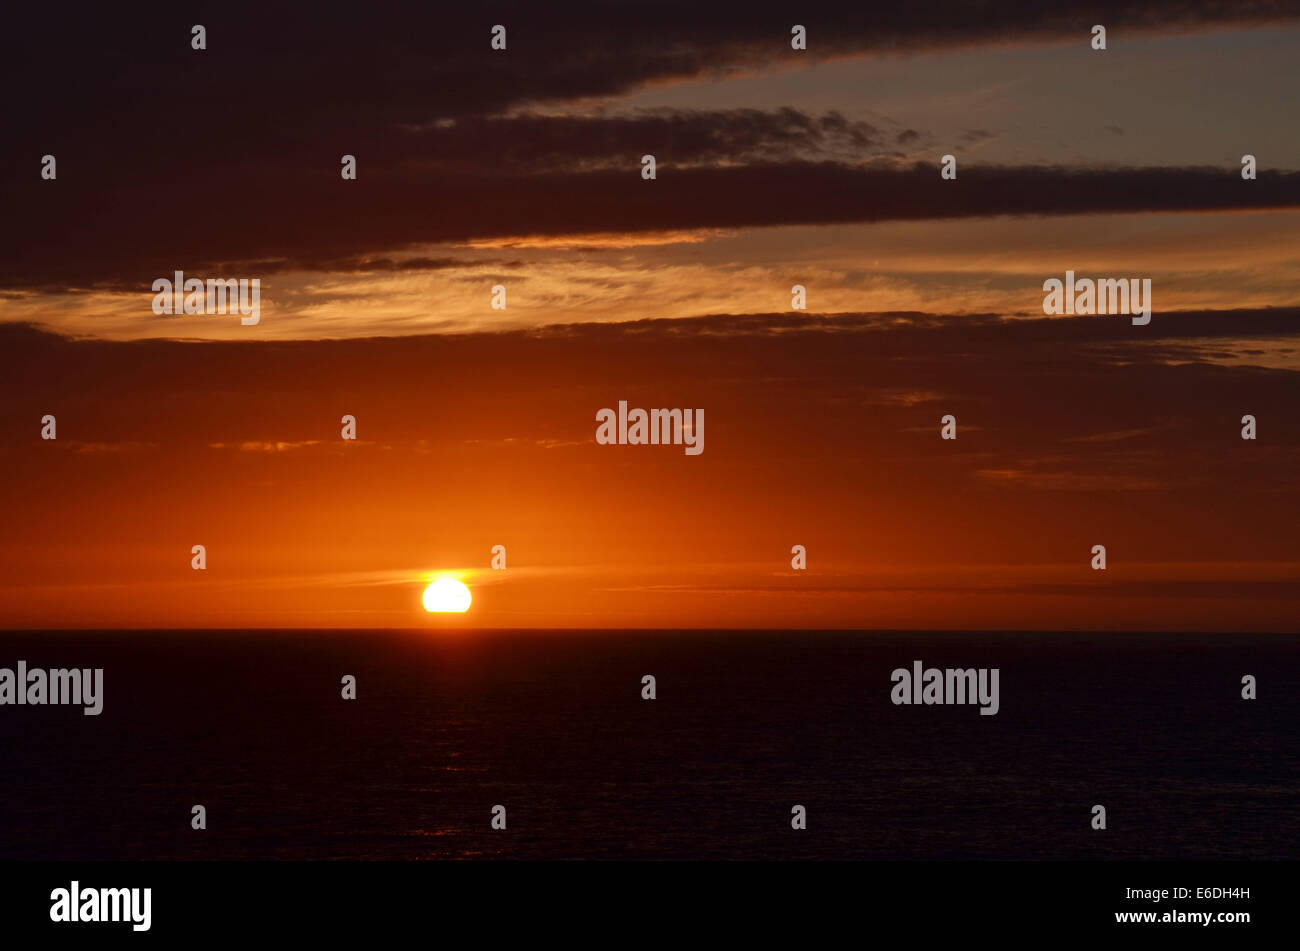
[0,630,1295,861]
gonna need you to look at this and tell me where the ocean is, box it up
[0,630,1295,860]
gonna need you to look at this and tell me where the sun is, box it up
[422,577,472,613]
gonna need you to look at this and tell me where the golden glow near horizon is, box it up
[422,577,472,613]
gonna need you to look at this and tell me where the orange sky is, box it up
[2,8,1297,630]
[1,313,1296,630]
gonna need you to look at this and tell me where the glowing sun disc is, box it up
[423,578,472,613]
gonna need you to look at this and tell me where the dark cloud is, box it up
[398,109,889,171]
[7,2,1297,140]
[247,255,526,276]
[2,161,1297,290]
[4,2,1298,290]
[24,257,528,295]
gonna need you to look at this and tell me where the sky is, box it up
[0,1,1297,629]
